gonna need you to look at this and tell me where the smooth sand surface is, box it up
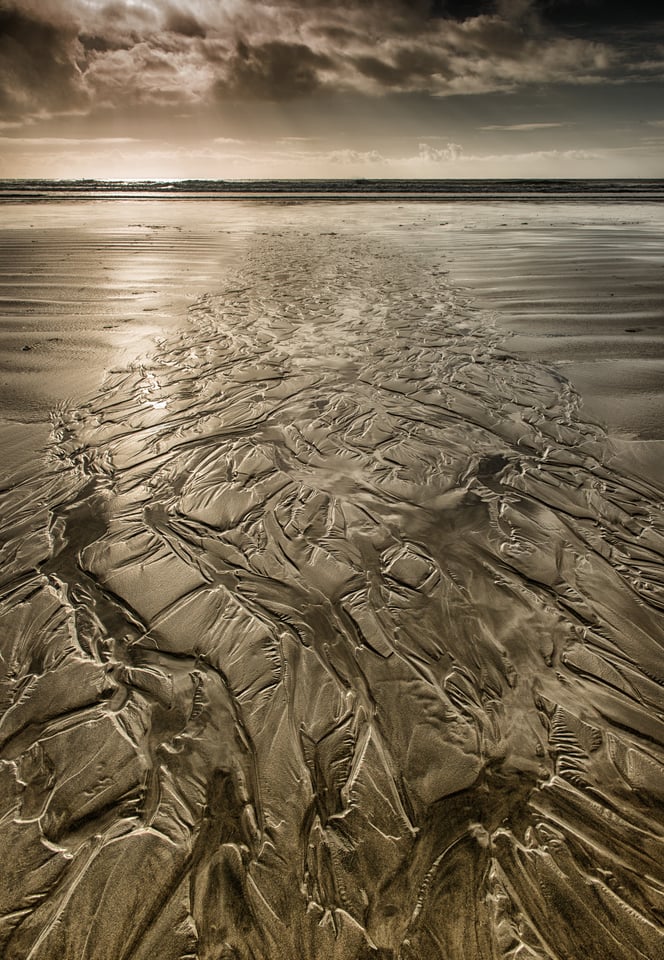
[0,201,663,959]
[430,204,664,439]
[0,202,256,470]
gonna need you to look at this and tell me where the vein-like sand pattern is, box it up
[1,206,664,959]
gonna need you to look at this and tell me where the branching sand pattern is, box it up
[1,230,664,959]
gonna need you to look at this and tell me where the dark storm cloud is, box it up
[219,39,333,100]
[315,24,365,44]
[164,7,207,39]
[79,33,135,55]
[0,3,86,118]
[353,47,454,87]
[0,0,661,124]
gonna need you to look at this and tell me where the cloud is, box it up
[0,0,659,131]
[417,141,463,161]
[217,39,333,100]
[326,148,387,164]
[480,121,567,129]
[164,6,207,39]
[345,18,614,96]
[0,135,141,145]
[0,4,88,119]
[479,146,600,161]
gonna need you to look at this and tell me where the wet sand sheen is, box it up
[0,202,663,959]
[428,206,664,440]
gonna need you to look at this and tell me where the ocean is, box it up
[2,176,664,200]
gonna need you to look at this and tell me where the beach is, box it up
[1,194,663,959]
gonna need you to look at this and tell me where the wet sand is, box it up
[0,201,663,959]
[0,202,254,472]
[433,206,664,440]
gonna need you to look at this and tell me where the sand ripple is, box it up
[1,229,664,959]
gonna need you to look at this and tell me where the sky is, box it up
[0,0,663,179]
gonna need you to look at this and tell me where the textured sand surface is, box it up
[0,202,663,959]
